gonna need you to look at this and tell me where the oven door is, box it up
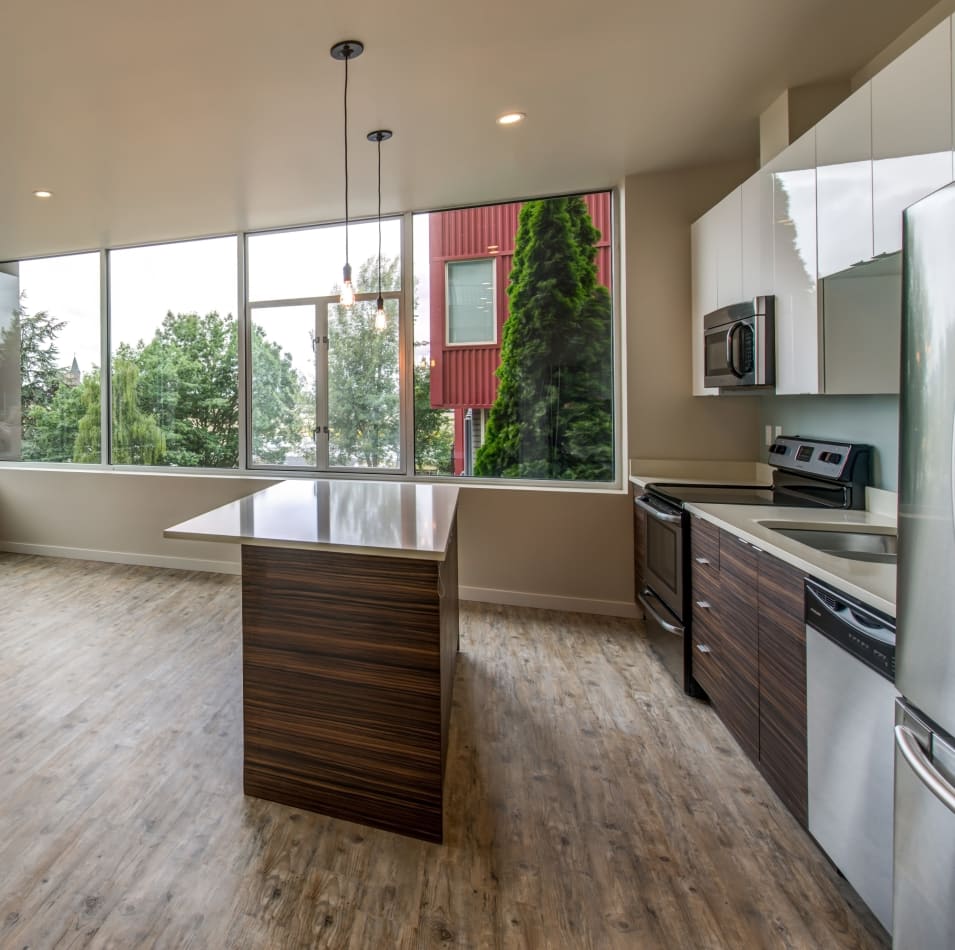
[704,316,757,388]
[635,494,685,619]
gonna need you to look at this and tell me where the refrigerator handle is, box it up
[895,725,955,816]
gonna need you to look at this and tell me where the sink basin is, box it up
[759,522,897,564]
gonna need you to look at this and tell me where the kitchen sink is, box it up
[759,522,897,564]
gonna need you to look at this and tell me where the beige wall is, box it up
[625,161,761,462]
[852,0,955,88]
[0,160,769,618]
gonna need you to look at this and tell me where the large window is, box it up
[247,219,402,472]
[0,190,617,485]
[414,193,614,481]
[109,237,238,467]
[0,253,101,463]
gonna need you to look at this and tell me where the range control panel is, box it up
[769,435,867,482]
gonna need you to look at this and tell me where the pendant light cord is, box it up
[344,50,350,266]
[377,135,382,299]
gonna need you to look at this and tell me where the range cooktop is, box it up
[646,483,832,508]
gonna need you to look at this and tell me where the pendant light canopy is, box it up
[367,129,392,331]
[330,40,364,307]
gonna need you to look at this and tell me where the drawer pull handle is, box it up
[694,556,710,565]
[696,600,711,610]
[696,643,712,654]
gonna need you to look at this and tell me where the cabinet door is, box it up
[711,531,759,760]
[714,188,743,307]
[771,129,821,394]
[633,488,646,603]
[691,212,719,396]
[816,83,873,278]
[741,168,774,300]
[872,18,954,256]
[757,552,808,827]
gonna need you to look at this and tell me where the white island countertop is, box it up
[165,479,460,561]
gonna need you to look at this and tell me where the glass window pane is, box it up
[248,219,401,301]
[327,299,400,470]
[414,193,614,481]
[250,305,316,467]
[109,237,238,468]
[447,259,495,344]
[0,253,101,463]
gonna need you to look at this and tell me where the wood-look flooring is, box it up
[0,553,888,949]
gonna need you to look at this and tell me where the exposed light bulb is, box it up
[340,263,355,307]
[374,297,387,331]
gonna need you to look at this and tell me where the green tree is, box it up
[110,356,166,465]
[413,355,454,474]
[73,371,102,462]
[474,197,613,480]
[327,256,400,468]
[251,323,312,465]
[135,311,239,467]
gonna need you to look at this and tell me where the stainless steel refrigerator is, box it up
[895,182,955,949]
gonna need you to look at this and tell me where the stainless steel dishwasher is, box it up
[805,578,899,934]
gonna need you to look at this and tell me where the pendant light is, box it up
[367,129,392,331]
[330,40,364,307]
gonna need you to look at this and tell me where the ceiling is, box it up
[0,0,941,260]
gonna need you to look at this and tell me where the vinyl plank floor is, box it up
[0,554,888,949]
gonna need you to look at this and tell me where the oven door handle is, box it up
[635,494,683,525]
[638,589,684,636]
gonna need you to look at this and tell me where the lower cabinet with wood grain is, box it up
[689,515,808,827]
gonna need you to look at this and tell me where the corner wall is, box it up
[624,161,761,462]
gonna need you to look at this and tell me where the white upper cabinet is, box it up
[771,129,820,394]
[741,166,774,299]
[872,18,954,256]
[691,210,719,396]
[714,189,743,307]
[816,83,873,277]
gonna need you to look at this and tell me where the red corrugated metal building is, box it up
[428,192,612,474]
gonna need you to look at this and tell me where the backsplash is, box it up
[759,395,900,490]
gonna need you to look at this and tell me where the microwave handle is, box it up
[726,324,744,378]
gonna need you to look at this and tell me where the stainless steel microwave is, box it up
[703,296,775,389]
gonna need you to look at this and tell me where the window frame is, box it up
[444,257,498,347]
[0,188,623,491]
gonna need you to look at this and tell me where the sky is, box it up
[14,213,434,380]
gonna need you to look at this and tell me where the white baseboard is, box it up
[0,542,241,575]
[459,585,639,618]
[0,545,639,617]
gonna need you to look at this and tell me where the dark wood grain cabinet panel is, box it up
[633,487,647,602]
[241,534,459,843]
[757,551,808,826]
[709,531,759,760]
[689,519,808,827]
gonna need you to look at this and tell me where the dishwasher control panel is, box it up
[805,578,896,682]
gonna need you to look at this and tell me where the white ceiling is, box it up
[0,0,940,260]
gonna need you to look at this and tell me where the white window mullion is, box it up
[100,249,110,465]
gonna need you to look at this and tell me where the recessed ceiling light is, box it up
[496,112,526,126]
[32,190,53,198]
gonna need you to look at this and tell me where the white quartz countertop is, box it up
[165,479,460,560]
[686,503,896,616]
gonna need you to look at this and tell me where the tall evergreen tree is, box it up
[474,197,613,480]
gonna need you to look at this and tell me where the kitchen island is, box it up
[165,478,460,842]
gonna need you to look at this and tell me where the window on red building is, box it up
[446,259,496,345]
[413,191,615,482]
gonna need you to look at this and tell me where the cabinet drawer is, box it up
[691,612,724,700]
[690,515,720,580]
